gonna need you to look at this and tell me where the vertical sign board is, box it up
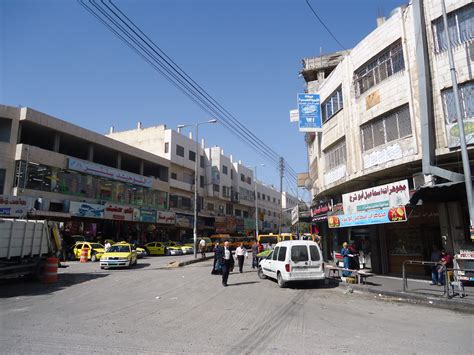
[297,93,322,132]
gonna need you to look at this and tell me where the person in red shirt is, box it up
[432,249,453,286]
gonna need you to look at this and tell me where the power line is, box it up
[79,0,301,177]
[305,0,346,51]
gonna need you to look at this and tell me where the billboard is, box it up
[104,203,134,221]
[342,179,410,215]
[157,211,175,225]
[297,93,322,132]
[328,207,407,228]
[0,196,31,218]
[69,201,105,219]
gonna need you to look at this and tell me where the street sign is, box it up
[289,109,299,122]
[297,93,321,132]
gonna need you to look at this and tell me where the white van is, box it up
[258,240,325,288]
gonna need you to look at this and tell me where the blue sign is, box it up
[297,93,321,131]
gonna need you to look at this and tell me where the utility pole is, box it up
[441,0,474,234]
[279,157,284,235]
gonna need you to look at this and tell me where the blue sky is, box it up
[1,0,406,198]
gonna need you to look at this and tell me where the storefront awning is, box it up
[409,181,466,205]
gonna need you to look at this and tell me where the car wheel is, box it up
[100,266,104,270]
[277,272,286,288]
[91,253,97,262]
[257,267,266,280]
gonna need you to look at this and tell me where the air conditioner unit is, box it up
[413,173,434,189]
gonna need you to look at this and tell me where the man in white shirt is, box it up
[104,241,111,252]
[235,243,248,273]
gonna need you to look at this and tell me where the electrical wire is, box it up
[305,0,346,51]
[79,0,301,177]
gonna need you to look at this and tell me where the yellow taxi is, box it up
[72,242,105,262]
[116,241,147,258]
[100,243,138,269]
[144,242,167,256]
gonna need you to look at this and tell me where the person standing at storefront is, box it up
[235,243,247,273]
[341,242,351,277]
[221,241,234,287]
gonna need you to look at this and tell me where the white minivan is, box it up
[258,240,325,288]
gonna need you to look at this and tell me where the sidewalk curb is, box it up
[170,256,213,268]
[336,281,474,314]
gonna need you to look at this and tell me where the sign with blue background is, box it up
[297,93,321,131]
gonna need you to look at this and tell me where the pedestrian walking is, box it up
[221,241,234,287]
[199,238,206,258]
[104,240,111,252]
[212,242,223,275]
[251,240,259,269]
[235,243,247,273]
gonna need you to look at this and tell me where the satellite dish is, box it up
[304,178,312,190]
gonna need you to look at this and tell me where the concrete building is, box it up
[107,124,284,237]
[0,105,170,241]
[301,0,473,274]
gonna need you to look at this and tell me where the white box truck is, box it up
[0,219,61,280]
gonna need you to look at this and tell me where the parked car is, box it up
[115,241,146,258]
[258,240,325,288]
[144,242,167,256]
[100,243,137,269]
[164,241,192,254]
[72,242,105,262]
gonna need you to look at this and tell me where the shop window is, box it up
[324,140,346,171]
[432,4,473,53]
[321,86,343,123]
[0,117,12,142]
[441,81,474,124]
[360,105,411,152]
[354,39,405,96]
[176,145,184,157]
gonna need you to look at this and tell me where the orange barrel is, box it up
[80,248,89,263]
[41,257,58,283]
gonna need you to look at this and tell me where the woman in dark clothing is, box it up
[212,242,224,275]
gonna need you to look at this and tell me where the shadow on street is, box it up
[0,272,110,298]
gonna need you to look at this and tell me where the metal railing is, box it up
[402,260,474,299]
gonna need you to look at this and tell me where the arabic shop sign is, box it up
[328,207,407,228]
[156,211,175,225]
[133,207,157,223]
[68,158,153,188]
[342,179,410,215]
[0,195,31,218]
[175,214,193,228]
[69,201,105,219]
[311,199,333,222]
[215,216,227,233]
[104,203,134,221]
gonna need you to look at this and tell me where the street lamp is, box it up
[177,119,218,258]
[252,164,265,241]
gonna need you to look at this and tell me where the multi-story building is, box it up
[301,0,473,274]
[107,124,284,238]
[0,105,170,241]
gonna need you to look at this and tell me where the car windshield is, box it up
[108,245,130,253]
[90,243,104,249]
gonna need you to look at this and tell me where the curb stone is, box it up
[335,280,474,314]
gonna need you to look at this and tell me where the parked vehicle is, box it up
[144,242,167,256]
[115,241,146,258]
[0,219,61,280]
[164,241,193,254]
[100,243,137,269]
[258,240,325,288]
[71,242,105,262]
[279,233,294,242]
[258,234,279,247]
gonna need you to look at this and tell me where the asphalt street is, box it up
[0,255,472,354]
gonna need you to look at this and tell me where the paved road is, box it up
[0,256,472,354]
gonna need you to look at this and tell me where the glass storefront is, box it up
[15,161,168,210]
